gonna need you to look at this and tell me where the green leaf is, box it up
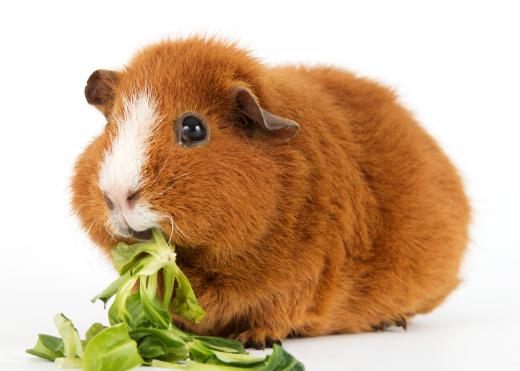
[54,314,83,359]
[186,339,214,363]
[92,228,204,326]
[167,324,193,342]
[261,344,304,371]
[27,228,305,371]
[137,336,167,359]
[113,229,175,276]
[108,294,120,326]
[40,334,65,353]
[131,254,169,277]
[187,340,264,367]
[91,271,131,305]
[210,351,265,366]
[83,323,143,371]
[124,292,150,328]
[139,275,172,329]
[192,336,246,354]
[162,263,175,310]
[150,359,261,370]
[112,276,138,325]
[171,264,205,323]
[26,334,64,361]
[158,343,304,370]
[150,359,222,370]
[85,323,107,343]
[131,327,188,363]
[112,240,170,275]
[162,346,191,363]
[130,328,186,349]
[111,241,149,274]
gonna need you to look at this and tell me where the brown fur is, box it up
[71,37,470,348]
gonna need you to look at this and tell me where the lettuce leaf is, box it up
[82,323,143,371]
[26,334,64,361]
[54,314,83,359]
[27,228,304,370]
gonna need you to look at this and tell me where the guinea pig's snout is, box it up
[101,186,161,239]
[103,190,139,211]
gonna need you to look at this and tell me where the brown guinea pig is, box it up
[72,36,470,349]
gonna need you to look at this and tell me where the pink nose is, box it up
[103,190,139,210]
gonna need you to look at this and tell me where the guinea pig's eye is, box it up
[176,114,209,147]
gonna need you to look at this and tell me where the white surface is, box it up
[0,1,519,370]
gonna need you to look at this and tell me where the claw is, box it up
[265,336,282,348]
[235,329,283,350]
[245,339,265,350]
[372,315,408,332]
[395,315,407,331]
[371,323,387,332]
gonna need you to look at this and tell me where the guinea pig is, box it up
[72,36,470,349]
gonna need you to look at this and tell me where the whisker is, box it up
[85,219,98,235]
[174,221,189,241]
[103,220,118,242]
[153,173,192,198]
[73,200,95,214]
[166,214,174,245]
[162,212,189,242]
[147,159,170,186]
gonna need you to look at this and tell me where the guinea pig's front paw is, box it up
[233,328,283,350]
[371,315,408,332]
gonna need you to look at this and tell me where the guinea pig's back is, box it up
[272,65,470,322]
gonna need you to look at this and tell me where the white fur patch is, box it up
[107,204,164,237]
[99,90,164,234]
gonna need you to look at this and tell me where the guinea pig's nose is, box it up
[103,193,115,210]
[126,190,139,208]
[103,190,139,210]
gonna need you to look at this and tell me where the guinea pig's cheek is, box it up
[152,200,212,246]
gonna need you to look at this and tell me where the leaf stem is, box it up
[162,263,175,310]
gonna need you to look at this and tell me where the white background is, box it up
[0,1,519,370]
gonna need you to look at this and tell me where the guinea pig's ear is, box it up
[84,69,119,117]
[233,87,300,143]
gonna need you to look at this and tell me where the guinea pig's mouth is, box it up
[129,228,153,240]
